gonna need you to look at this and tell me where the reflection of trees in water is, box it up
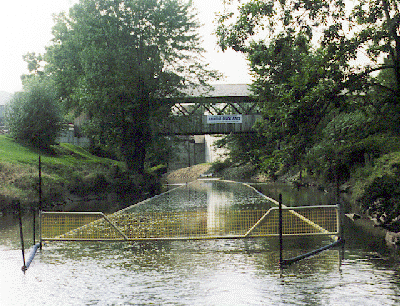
[254,183,335,207]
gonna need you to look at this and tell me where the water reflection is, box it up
[126,180,272,212]
[120,180,274,239]
[1,180,400,305]
[253,182,335,207]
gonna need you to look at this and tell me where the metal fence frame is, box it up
[40,205,339,243]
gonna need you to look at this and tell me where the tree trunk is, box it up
[121,123,150,174]
[383,0,400,96]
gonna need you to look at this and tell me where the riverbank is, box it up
[0,136,160,214]
[164,162,270,184]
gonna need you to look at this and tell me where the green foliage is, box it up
[321,111,372,143]
[0,135,119,169]
[307,131,400,183]
[306,110,371,180]
[210,159,232,173]
[358,174,400,232]
[367,92,400,135]
[217,0,344,53]
[217,0,400,99]
[259,148,290,177]
[6,78,63,150]
[246,34,347,171]
[349,0,400,93]
[0,134,162,212]
[214,132,269,166]
[145,135,172,169]
[68,172,109,196]
[352,151,400,198]
[21,52,44,80]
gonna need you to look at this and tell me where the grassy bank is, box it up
[0,135,159,213]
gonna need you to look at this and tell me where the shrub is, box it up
[211,159,232,173]
[6,77,62,150]
[358,174,400,232]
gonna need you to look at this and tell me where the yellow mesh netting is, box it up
[41,206,338,241]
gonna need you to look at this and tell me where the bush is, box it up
[68,173,109,196]
[210,159,232,173]
[358,174,400,232]
[306,134,400,184]
[6,77,62,150]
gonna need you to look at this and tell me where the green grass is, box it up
[0,136,40,165]
[0,135,118,167]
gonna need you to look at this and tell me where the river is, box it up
[1,180,400,305]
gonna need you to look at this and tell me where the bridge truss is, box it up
[158,84,262,135]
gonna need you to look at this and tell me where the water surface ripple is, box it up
[1,180,399,305]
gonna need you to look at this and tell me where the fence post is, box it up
[38,155,42,210]
[17,201,27,273]
[279,193,283,268]
[38,155,42,250]
[32,207,36,245]
[39,210,42,250]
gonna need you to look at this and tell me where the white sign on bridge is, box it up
[207,115,242,124]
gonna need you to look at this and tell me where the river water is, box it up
[1,180,400,305]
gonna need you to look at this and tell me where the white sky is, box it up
[0,0,251,94]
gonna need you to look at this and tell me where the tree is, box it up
[215,1,348,170]
[6,77,62,150]
[216,0,347,52]
[45,0,216,173]
[215,1,400,172]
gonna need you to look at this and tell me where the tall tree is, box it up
[45,0,216,173]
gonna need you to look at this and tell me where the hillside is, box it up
[0,136,159,213]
